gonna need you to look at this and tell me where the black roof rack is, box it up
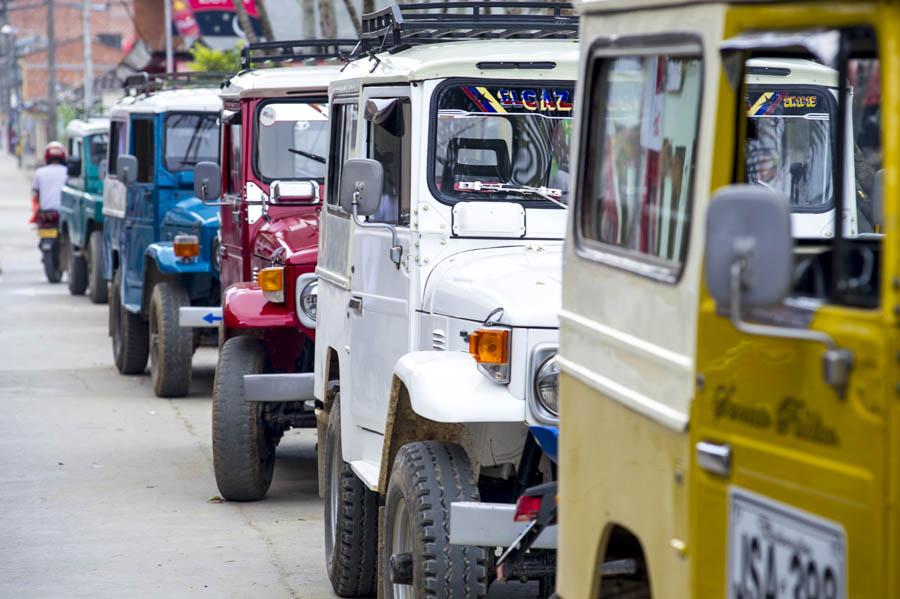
[122,71,230,96]
[353,1,577,58]
[238,39,360,72]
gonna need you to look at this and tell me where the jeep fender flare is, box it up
[377,351,525,493]
[222,282,299,330]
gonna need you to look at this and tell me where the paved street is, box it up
[0,154,537,598]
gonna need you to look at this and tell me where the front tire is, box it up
[149,282,193,398]
[382,441,488,599]
[324,395,378,597]
[212,335,275,501]
[87,231,108,304]
[110,269,149,375]
[67,244,88,295]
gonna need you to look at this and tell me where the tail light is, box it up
[513,494,543,523]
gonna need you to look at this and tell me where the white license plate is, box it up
[728,487,845,599]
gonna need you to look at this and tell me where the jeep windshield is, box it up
[432,83,574,205]
[745,86,836,212]
[164,113,219,172]
[255,101,329,182]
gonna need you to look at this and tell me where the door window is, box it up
[108,120,127,177]
[737,29,882,307]
[132,119,155,184]
[326,101,359,207]
[578,52,703,280]
[368,100,411,225]
[226,120,242,195]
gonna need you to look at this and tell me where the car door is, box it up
[103,118,128,280]
[348,88,413,434]
[121,115,156,310]
[219,108,244,288]
[692,25,890,599]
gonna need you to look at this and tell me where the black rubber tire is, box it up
[87,231,108,304]
[67,244,88,296]
[600,579,652,599]
[324,395,378,597]
[212,335,275,501]
[110,269,149,375]
[382,441,488,599]
[43,247,62,283]
[149,282,193,398]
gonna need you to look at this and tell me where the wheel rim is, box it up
[391,496,414,598]
[326,431,340,557]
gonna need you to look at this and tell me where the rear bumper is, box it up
[179,306,222,327]
[449,501,557,549]
[242,372,315,403]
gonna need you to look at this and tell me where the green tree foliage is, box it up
[190,44,242,74]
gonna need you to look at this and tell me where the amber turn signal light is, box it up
[258,267,285,303]
[468,329,509,364]
[173,234,200,259]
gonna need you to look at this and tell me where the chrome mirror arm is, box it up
[729,259,853,396]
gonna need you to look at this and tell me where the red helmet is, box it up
[44,141,66,163]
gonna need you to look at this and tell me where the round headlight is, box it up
[300,280,318,321]
[534,355,559,416]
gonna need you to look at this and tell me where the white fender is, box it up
[393,351,524,423]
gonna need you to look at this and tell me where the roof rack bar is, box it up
[122,71,230,96]
[239,38,359,71]
[353,1,576,58]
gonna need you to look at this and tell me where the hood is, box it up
[253,213,319,266]
[162,197,220,229]
[422,245,562,328]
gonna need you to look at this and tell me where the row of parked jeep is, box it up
[55,0,894,597]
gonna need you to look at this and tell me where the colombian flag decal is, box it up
[748,91,783,116]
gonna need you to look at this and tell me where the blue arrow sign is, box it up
[203,312,223,324]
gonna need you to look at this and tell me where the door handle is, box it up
[348,295,363,315]
[696,441,731,477]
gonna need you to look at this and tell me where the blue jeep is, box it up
[59,118,109,302]
[102,74,223,397]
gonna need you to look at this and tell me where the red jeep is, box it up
[197,41,352,501]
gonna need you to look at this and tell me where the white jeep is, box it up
[312,3,577,597]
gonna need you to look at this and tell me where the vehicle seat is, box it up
[441,138,511,192]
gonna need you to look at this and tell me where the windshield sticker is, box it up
[461,86,574,114]
[260,106,276,127]
[748,91,822,116]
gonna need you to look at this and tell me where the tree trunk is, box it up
[232,0,258,43]
[340,0,361,36]
[254,0,276,42]
[300,0,315,38]
[318,0,336,37]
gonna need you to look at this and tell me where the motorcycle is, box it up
[35,210,62,283]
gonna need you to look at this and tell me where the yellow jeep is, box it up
[557,1,894,597]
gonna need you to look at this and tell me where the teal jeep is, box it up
[60,118,110,303]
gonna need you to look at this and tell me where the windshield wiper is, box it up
[455,181,566,208]
[288,147,327,164]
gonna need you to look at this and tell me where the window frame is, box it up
[572,34,705,285]
[366,99,412,226]
[107,119,128,179]
[325,96,360,215]
[222,109,242,198]
[251,96,329,185]
[162,111,220,174]
[426,76,575,210]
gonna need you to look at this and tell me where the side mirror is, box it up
[705,184,853,395]
[339,158,383,217]
[116,154,138,185]
[271,180,318,204]
[705,184,793,309]
[66,157,82,178]
[193,161,222,203]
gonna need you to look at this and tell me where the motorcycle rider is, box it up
[30,141,67,223]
